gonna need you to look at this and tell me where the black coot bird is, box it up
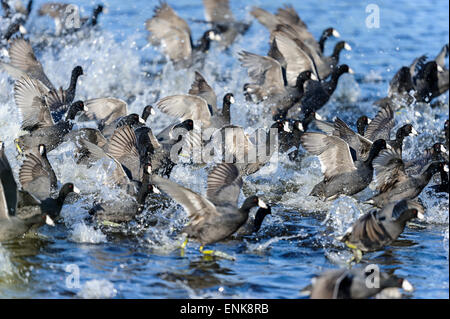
[151,163,267,259]
[367,149,448,207]
[291,64,354,118]
[88,163,158,224]
[234,205,271,237]
[17,145,80,219]
[13,76,87,154]
[1,38,83,120]
[1,142,55,242]
[201,0,251,49]
[156,92,234,131]
[306,267,414,299]
[339,199,425,261]
[250,5,340,56]
[300,133,386,200]
[145,2,221,69]
[238,49,313,120]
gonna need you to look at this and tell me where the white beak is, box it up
[39,145,45,155]
[310,72,318,81]
[314,113,323,121]
[402,279,414,292]
[73,186,80,194]
[152,185,160,194]
[139,117,146,124]
[229,96,235,104]
[367,118,372,124]
[332,29,340,37]
[150,108,156,115]
[417,212,425,220]
[410,127,419,136]
[19,25,27,34]
[344,43,352,51]
[440,145,447,154]
[283,121,292,133]
[146,165,152,174]
[444,164,449,173]
[437,65,444,72]
[348,67,355,74]
[258,198,268,209]
[83,105,88,112]
[297,122,304,131]
[45,215,55,226]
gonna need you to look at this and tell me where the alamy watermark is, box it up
[365,4,380,29]
[168,126,281,167]
[63,4,81,30]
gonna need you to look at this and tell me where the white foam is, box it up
[77,279,117,299]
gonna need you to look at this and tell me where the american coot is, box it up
[1,142,55,242]
[291,64,354,118]
[145,2,221,69]
[430,167,449,194]
[270,24,351,80]
[151,163,267,258]
[17,145,80,219]
[307,267,414,299]
[19,144,57,200]
[155,91,234,130]
[187,71,234,128]
[405,143,448,175]
[77,98,128,126]
[238,50,314,120]
[151,120,196,177]
[201,0,251,49]
[316,105,416,159]
[99,113,146,139]
[339,199,425,260]
[1,38,83,120]
[88,163,157,224]
[13,76,87,154]
[78,98,154,131]
[367,149,448,207]
[300,133,386,200]
[17,182,80,220]
[211,121,292,175]
[412,59,445,103]
[251,5,340,56]
[234,205,271,237]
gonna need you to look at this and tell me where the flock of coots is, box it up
[0,0,449,299]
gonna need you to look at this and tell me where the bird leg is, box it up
[14,138,22,154]
[199,246,236,261]
[345,241,363,264]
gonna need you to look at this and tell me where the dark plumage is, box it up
[88,163,157,223]
[307,267,414,299]
[235,205,271,237]
[157,71,234,131]
[340,200,425,253]
[17,145,80,219]
[405,143,448,175]
[292,64,353,117]
[145,2,220,69]
[238,49,314,120]
[151,163,267,256]
[367,149,448,207]
[202,0,251,48]
[301,133,386,200]
[1,142,54,242]
[1,39,83,120]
